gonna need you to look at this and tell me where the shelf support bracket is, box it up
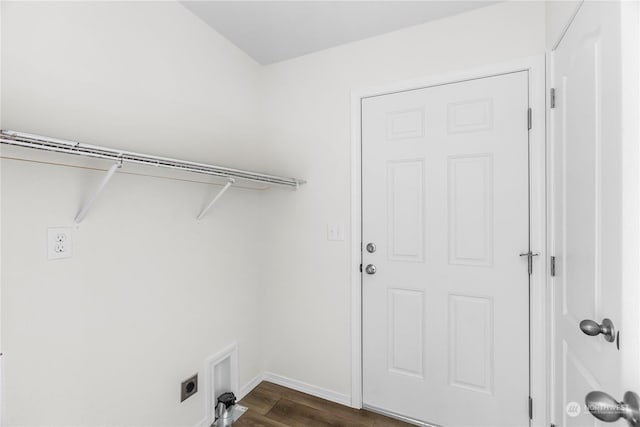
[74,159,122,225]
[197,178,235,220]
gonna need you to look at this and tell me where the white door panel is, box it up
[551,2,640,426]
[362,72,530,427]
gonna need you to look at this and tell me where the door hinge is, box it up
[550,256,556,277]
[527,108,532,130]
[529,396,533,420]
[520,251,540,275]
[550,88,556,109]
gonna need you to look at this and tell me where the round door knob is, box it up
[585,391,640,426]
[580,318,616,342]
[366,243,376,253]
[365,264,376,275]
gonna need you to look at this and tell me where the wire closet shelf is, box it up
[0,130,305,188]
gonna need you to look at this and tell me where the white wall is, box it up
[256,0,546,398]
[546,0,582,49]
[1,1,550,424]
[1,2,267,426]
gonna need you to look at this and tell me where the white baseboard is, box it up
[237,373,263,401]
[262,372,351,407]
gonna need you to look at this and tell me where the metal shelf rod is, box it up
[0,130,305,188]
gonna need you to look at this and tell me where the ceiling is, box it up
[180,1,500,65]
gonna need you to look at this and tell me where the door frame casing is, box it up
[349,55,547,426]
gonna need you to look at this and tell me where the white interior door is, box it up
[551,2,640,426]
[362,72,531,427]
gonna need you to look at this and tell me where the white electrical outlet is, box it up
[48,227,72,260]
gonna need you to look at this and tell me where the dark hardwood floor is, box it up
[235,381,412,427]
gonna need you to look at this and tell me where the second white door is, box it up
[362,71,531,426]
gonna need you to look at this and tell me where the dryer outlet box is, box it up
[181,374,198,402]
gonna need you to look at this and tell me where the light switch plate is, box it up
[327,224,345,241]
[48,227,72,260]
